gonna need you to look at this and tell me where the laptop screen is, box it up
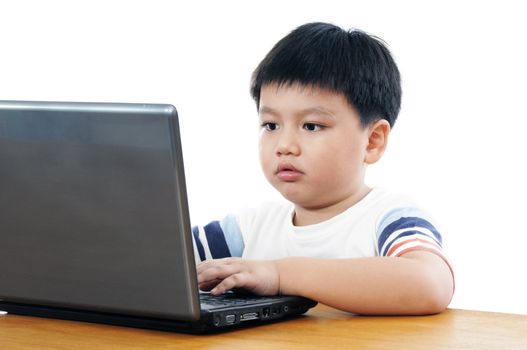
[0,101,200,321]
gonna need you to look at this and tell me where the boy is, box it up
[194,22,454,315]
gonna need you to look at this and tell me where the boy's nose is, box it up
[276,130,300,156]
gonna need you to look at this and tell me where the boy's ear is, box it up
[364,119,390,164]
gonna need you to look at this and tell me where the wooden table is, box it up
[1,305,526,349]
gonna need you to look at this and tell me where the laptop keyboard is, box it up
[200,292,279,309]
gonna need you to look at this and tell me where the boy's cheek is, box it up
[258,152,274,174]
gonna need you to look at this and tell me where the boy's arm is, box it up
[197,251,454,315]
[277,251,454,315]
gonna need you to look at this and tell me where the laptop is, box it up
[0,100,316,333]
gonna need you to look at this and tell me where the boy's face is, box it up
[258,84,374,212]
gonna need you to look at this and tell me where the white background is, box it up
[2,0,526,315]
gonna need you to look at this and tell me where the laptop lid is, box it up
[0,100,201,321]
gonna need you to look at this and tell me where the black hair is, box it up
[250,22,401,128]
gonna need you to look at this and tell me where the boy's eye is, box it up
[303,123,323,132]
[262,122,278,131]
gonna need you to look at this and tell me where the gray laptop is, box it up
[0,100,316,333]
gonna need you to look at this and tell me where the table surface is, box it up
[1,305,526,350]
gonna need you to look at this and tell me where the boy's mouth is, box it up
[275,163,303,182]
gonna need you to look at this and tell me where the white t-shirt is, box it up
[192,187,448,264]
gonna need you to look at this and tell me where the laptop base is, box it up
[0,299,316,334]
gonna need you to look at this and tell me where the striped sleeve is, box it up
[191,214,245,263]
[376,207,447,261]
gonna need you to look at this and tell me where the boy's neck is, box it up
[292,186,372,226]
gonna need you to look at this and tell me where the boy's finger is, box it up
[197,263,243,284]
[198,280,221,291]
[196,257,241,274]
[210,273,251,295]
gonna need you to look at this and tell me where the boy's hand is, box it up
[196,257,280,296]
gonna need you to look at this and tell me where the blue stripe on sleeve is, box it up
[219,215,245,257]
[377,207,432,235]
[377,217,442,254]
[204,221,232,259]
[380,229,440,256]
[192,226,206,261]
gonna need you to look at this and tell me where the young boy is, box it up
[193,22,454,315]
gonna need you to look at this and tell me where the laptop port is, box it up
[240,312,259,321]
[262,307,270,318]
[213,314,221,326]
[225,314,236,324]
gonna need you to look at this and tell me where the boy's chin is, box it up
[271,182,330,208]
[276,190,321,208]
[273,186,303,202]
